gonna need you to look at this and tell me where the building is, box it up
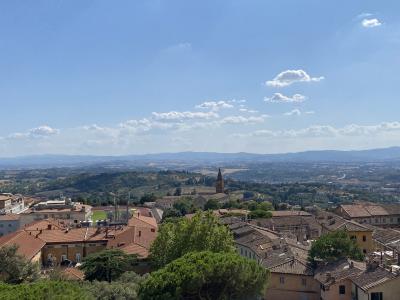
[216,168,224,193]
[0,213,157,268]
[314,259,365,300]
[20,198,92,226]
[251,210,322,241]
[0,229,45,263]
[0,193,25,215]
[229,220,320,300]
[316,211,374,254]
[335,204,400,227]
[350,262,400,300]
[0,214,21,237]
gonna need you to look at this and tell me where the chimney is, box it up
[350,261,354,268]
[47,224,52,230]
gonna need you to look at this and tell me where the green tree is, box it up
[140,193,157,204]
[257,201,274,211]
[140,251,269,300]
[248,209,272,219]
[80,249,137,282]
[150,211,235,269]
[309,230,364,266]
[204,198,220,210]
[0,245,39,284]
[0,281,93,300]
[173,197,194,215]
[84,271,145,300]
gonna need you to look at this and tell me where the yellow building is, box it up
[314,259,364,300]
[351,263,400,300]
[267,258,320,300]
[317,211,374,254]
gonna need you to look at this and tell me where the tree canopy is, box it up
[309,230,364,266]
[150,211,235,269]
[80,249,137,282]
[0,245,39,284]
[0,281,93,300]
[140,251,269,300]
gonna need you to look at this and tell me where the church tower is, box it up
[216,168,224,193]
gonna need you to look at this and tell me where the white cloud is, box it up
[264,93,307,103]
[362,18,382,28]
[7,125,60,140]
[266,69,324,87]
[195,101,234,111]
[284,109,302,116]
[235,122,400,139]
[151,111,219,121]
[219,115,266,125]
[239,108,259,113]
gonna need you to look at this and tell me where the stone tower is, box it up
[216,168,224,193]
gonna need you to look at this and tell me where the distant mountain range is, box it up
[1,147,400,168]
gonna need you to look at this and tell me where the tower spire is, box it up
[216,168,224,193]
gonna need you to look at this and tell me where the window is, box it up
[363,235,367,242]
[371,292,383,300]
[61,254,67,262]
[339,285,346,295]
[301,278,307,286]
[279,276,285,284]
[363,249,367,254]
[350,235,356,240]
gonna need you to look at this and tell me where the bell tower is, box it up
[216,168,224,193]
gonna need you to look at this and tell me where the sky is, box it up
[1,0,400,156]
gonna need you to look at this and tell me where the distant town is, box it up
[1,166,400,299]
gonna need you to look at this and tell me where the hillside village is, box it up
[1,169,400,299]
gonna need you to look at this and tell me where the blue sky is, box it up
[1,0,400,156]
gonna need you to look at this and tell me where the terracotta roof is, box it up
[351,267,398,291]
[340,204,389,218]
[317,211,372,232]
[315,259,364,287]
[272,211,312,217]
[120,243,149,257]
[62,268,85,281]
[0,230,45,260]
[128,214,158,229]
[269,258,314,276]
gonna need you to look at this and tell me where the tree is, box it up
[173,187,182,196]
[140,193,157,204]
[248,209,272,219]
[173,197,195,215]
[140,251,269,300]
[80,249,137,282]
[257,201,274,211]
[0,245,39,284]
[0,281,93,300]
[150,211,235,269]
[204,198,220,211]
[162,208,182,220]
[84,272,146,300]
[309,230,364,266]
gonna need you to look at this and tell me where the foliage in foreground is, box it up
[0,245,40,284]
[0,281,93,300]
[150,211,235,268]
[80,249,137,282]
[309,230,365,266]
[84,271,146,300]
[140,251,269,300]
